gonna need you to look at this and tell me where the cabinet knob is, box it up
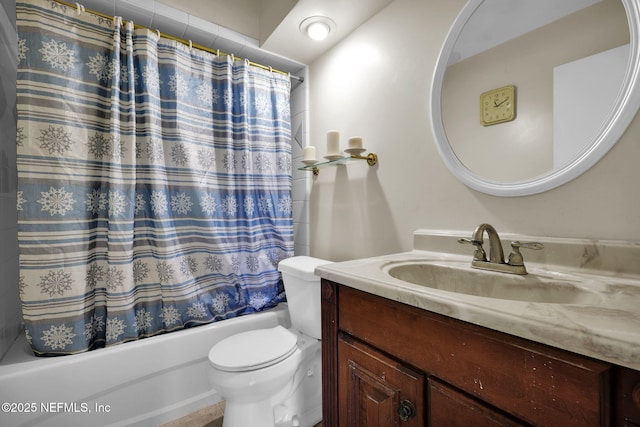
[632,382,640,409]
[397,399,417,422]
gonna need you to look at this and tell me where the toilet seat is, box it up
[209,326,298,372]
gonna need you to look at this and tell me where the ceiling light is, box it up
[300,16,336,41]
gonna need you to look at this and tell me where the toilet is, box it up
[208,256,331,427]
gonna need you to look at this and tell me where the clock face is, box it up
[480,85,516,126]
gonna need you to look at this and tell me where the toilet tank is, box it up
[278,256,332,339]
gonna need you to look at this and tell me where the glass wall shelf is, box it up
[298,152,378,175]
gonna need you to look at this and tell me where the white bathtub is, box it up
[0,304,291,427]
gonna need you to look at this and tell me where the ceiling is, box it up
[450,0,603,64]
[156,0,395,65]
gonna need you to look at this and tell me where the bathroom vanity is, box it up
[316,230,640,426]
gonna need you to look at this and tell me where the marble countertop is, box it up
[315,230,640,371]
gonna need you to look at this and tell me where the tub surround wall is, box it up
[290,68,312,257]
[0,0,19,362]
[307,0,640,262]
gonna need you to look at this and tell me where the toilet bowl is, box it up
[208,256,331,427]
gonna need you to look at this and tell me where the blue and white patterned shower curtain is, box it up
[16,0,293,356]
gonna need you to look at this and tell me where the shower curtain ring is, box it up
[75,2,84,15]
[156,29,161,40]
[188,40,193,50]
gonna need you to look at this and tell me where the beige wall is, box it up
[308,0,640,262]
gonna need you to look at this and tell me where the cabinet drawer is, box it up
[429,378,527,426]
[338,285,612,426]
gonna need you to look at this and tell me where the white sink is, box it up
[384,260,604,304]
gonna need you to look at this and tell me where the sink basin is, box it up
[385,261,603,304]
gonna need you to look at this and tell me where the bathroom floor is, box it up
[159,401,225,427]
[160,401,322,427]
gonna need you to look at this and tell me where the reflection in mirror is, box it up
[431,0,640,196]
[443,0,628,181]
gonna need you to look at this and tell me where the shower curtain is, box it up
[16,0,293,356]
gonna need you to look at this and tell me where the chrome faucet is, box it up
[458,223,543,275]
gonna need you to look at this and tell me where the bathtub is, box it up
[0,304,291,427]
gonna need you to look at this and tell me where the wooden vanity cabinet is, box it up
[321,279,640,426]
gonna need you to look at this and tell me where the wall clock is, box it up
[480,85,516,126]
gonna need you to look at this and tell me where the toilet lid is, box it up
[208,326,298,372]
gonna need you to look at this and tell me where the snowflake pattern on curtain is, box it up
[16,0,293,355]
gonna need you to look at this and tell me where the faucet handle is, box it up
[511,241,544,251]
[458,238,487,261]
[508,241,544,266]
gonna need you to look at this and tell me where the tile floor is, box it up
[159,401,225,427]
[160,401,322,427]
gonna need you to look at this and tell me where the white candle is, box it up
[303,145,316,161]
[327,131,340,155]
[348,136,363,149]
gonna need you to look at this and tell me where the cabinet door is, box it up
[338,334,424,426]
[429,378,527,427]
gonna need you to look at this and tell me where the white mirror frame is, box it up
[431,0,640,197]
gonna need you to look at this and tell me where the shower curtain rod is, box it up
[54,0,304,83]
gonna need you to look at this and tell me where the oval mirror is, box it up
[431,0,640,196]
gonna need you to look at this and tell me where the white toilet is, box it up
[208,256,331,427]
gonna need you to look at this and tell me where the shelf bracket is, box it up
[350,152,378,167]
